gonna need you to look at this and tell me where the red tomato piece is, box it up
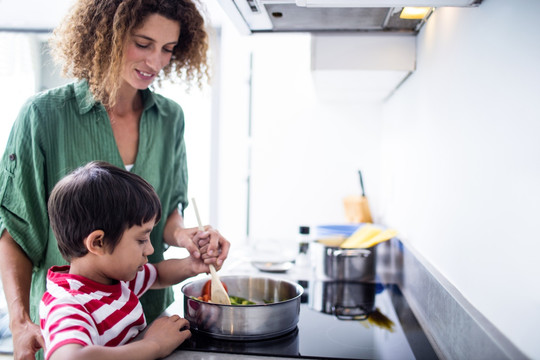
[202,280,211,297]
[201,279,229,301]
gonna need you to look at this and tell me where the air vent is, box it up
[218,0,481,34]
[265,4,423,33]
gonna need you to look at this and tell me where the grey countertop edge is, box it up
[164,349,320,360]
[394,238,530,360]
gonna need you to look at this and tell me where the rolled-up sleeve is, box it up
[0,100,49,267]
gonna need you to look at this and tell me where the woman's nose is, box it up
[146,51,163,72]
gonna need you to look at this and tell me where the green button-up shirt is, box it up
[0,80,188,326]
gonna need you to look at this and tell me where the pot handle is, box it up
[333,305,368,320]
[331,249,371,258]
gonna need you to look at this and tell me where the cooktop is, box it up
[179,280,438,359]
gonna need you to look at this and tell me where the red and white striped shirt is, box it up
[39,264,157,360]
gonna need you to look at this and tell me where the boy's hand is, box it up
[143,315,191,358]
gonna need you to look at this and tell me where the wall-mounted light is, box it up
[400,7,432,19]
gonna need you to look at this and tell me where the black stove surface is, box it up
[179,281,438,359]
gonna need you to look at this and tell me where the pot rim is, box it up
[181,275,305,306]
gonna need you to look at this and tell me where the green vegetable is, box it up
[229,295,256,305]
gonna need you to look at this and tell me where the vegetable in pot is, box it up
[196,279,229,302]
[195,280,265,305]
[229,295,256,305]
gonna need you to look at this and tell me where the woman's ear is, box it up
[84,230,106,255]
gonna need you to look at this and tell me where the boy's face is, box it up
[101,219,156,282]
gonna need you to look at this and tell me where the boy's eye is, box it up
[138,239,148,245]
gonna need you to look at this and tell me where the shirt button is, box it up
[9,153,16,161]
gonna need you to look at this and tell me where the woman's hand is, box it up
[0,230,45,360]
[11,320,44,360]
[194,226,230,268]
[163,209,230,270]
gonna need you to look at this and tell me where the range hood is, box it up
[215,0,482,34]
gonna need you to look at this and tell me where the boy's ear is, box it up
[84,230,107,255]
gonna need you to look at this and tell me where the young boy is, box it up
[40,161,215,360]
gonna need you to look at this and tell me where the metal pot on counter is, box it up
[181,275,303,340]
[310,240,376,282]
[308,280,378,319]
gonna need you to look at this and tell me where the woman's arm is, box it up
[48,315,191,360]
[0,230,45,360]
[162,209,201,258]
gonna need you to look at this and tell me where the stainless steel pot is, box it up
[181,275,303,340]
[308,280,377,320]
[311,240,376,281]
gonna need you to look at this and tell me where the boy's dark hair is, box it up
[48,161,162,261]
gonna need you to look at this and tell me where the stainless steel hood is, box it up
[215,0,482,34]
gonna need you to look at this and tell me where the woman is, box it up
[0,1,229,359]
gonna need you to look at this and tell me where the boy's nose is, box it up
[145,241,155,256]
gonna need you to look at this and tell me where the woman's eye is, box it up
[163,47,175,54]
[135,42,149,49]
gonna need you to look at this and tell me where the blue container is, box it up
[315,224,364,238]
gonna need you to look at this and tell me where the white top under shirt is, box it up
[39,264,157,360]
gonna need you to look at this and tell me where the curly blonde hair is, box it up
[50,0,209,107]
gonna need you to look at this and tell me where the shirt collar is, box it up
[74,80,162,116]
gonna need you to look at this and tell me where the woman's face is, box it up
[121,14,180,90]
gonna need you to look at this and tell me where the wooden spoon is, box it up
[192,198,231,305]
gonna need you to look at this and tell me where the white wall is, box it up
[249,35,382,247]
[380,0,540,357]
